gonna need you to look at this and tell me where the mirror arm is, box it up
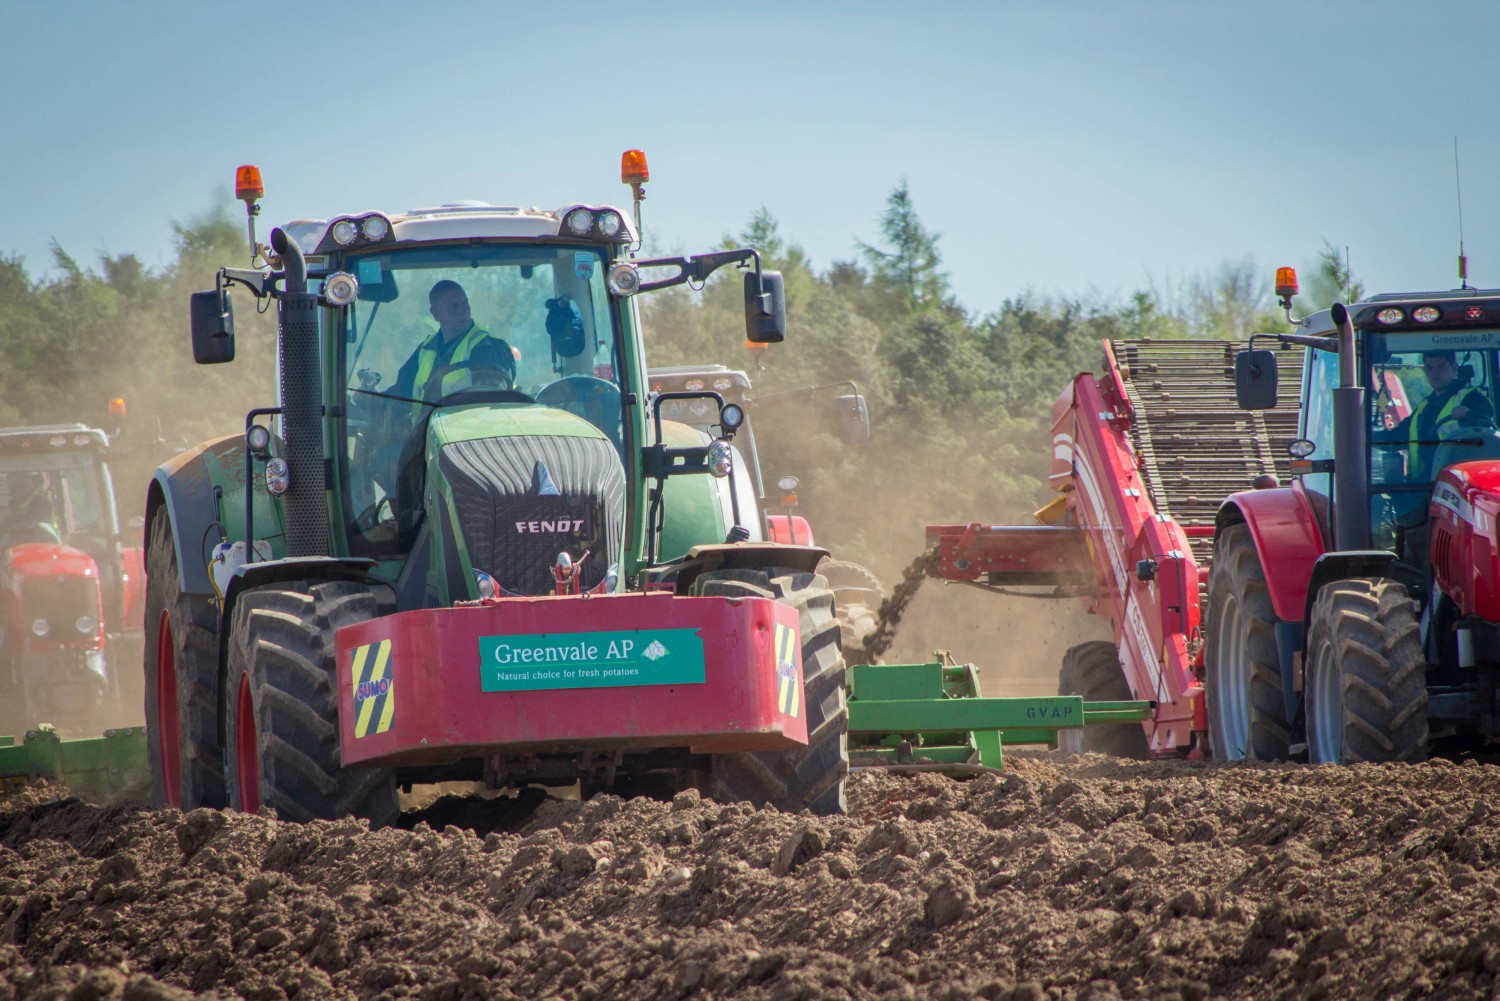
[749,379,860,409]
[1249,331,1339,356]
[220,267,270,299]
[633,248,762,294]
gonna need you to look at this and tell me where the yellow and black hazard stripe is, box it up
[350,639,395,738]
[774,622,799,718]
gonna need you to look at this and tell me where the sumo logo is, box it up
[355,677,392,702]
[515,519,586,534]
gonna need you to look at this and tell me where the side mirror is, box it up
[744,270,786,344]
[1234,349,1278,410]
[190,289,236,365]
[835,393,870,443]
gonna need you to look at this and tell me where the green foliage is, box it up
[1301,240,1366,312]
[0,206,278,520]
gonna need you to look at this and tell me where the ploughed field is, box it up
[4,753,1500,1001]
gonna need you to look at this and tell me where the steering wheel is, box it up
[419,363,532,406]
[536,376,623,444]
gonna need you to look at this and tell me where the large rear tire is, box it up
[1305,578,1428,765]
[693,568,848,815]
[142,506,226,808]
[1205,524,1292,761]
[223,581,399,827]
[1058,641,1150,758]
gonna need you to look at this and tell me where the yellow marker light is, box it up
[1274,266,1299,298]
[621,149,650,185]
[108,398,127,417]
[235,165,264,202]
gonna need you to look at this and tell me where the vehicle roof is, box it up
[647,365,753,390]
[284,202,639,256]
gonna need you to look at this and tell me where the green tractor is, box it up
[143,154,851,823]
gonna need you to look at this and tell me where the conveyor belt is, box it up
[1109,339,1305,566]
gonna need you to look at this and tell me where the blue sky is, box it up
[3,1,1498,317]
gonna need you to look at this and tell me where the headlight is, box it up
[265,458,290,496]
[684,378,705,391]
[720,403,746,432]
[361,215,390,241]
[31,619,49,638]
[565,209,594,236]
[75,616,96,635]
[597,211,623,238]
[324,271,360,306]
[246,423,272,457]
[331,219,359,246]
[607,262,640,296]
[1376,307,1405,325]
[712,377,734,391]
[708,439,734,478]
[1413,306,1441,323]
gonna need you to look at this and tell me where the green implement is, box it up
[847,659,1154,772]
[0,726,150,801]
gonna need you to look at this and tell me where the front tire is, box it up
[1205,524,1292,761]
[1305,578,1427,765]
[223,581,399,827]
[142,506,225,808]
[693,568,848,815]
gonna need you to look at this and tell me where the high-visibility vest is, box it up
[411,323,494,400]
[1409,390,1464,479]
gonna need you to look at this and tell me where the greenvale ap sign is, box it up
[478,629,707,692]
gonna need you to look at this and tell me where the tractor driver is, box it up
[1387,350,1495,482]
[0,473,61,550]
[392,280,518,402]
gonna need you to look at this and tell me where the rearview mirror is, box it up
[1235,349,1277,410]
[744,270,786,344]
[190,289,236,365]
[835,393,870,443]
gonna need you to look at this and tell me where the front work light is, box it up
[607,262,640,296]
[324,271,360,306]
[708,439,734,478]
[265,458,290,496]
[565,209,594,236]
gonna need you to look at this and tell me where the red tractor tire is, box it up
[1205,523,1293,761]
[1305,578,1428,765]
[142,507,226,809]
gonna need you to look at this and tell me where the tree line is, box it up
[0,188,1350,574]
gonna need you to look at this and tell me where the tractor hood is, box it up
[4,542,100,583]
[428,402,624,598]
[427,402,609,447]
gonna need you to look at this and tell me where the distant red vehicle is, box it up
[0,424,146,738]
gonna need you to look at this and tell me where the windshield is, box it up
[338,244,622,557]
[1368,331,1500,562]
[0,452,111,546]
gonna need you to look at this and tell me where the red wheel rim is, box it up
[235,672,260,814]
[155,610,182,807]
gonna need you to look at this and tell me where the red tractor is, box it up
[0,425,146,738]
[1214,272,1500,763]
